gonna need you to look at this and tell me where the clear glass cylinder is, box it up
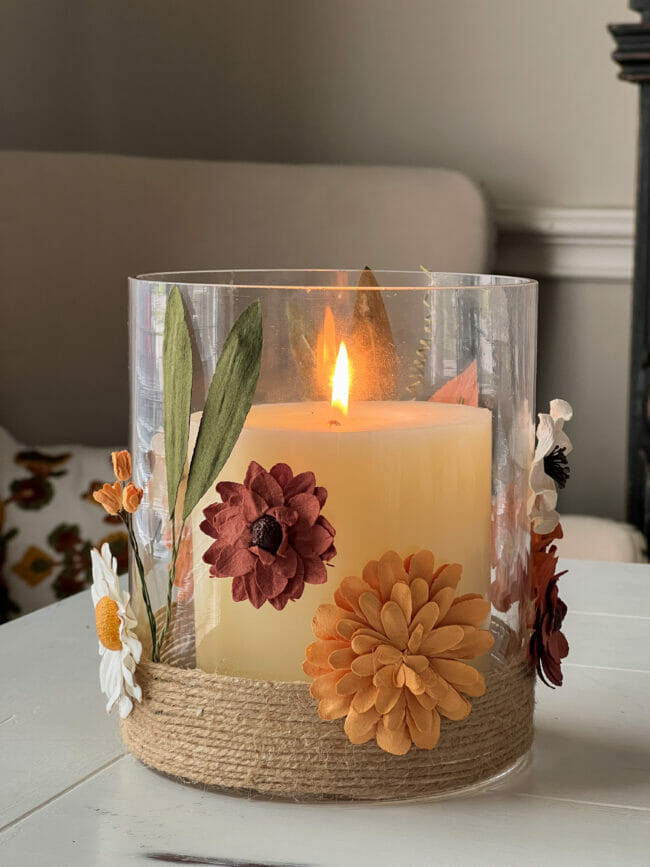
[127,269,537,798]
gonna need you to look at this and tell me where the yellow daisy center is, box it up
[95,596,123,651]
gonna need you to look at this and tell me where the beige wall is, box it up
[0,0,638,208]
[1,0,639,519]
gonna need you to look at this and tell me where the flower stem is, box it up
[155,513,185,660]
[123,513,158,661]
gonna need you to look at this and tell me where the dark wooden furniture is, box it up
[610,2,650,542]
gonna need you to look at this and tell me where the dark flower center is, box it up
[544,446,570,489]
[250,515,283,554]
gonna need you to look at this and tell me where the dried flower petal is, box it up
[312,603,344,640]
[201,460,336,609]
[122,482,144,514]
[93,481,123,516]
[111,450,132,482]
[429,360,479,407]
[304,549,493,754]
[529,525,569,687]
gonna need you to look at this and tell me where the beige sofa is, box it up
[0,151,491,446]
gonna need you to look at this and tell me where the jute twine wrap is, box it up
[121,616,534,801]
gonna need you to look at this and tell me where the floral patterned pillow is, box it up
[0,427,128,623]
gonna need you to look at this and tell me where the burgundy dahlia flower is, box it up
[200,461,336,610]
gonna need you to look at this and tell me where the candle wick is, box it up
[327,419,341,429]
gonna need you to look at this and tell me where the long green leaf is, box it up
[163,286,193,518]
[182,301,263,520]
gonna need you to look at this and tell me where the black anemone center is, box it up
[250,515,283,554]
[544,446,570,489]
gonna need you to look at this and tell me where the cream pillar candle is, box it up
[190,400,492,682]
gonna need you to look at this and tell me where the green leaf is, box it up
[163,286,193,518]
[182,301,263,520]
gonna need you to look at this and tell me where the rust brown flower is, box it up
[122,482,143,514]
[304,549,493,755]
[201,461,336,610]
[529,524,569,687]
[93,481,123,516]
[529,576,568,688]
[111,450,132,482]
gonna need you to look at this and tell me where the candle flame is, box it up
[331,342,350,416]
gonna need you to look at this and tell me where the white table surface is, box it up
[1,558,649,866]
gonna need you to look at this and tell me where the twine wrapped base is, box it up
[121,619,535,801]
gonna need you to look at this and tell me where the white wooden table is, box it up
[1,559,649,866]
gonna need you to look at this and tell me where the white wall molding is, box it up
[495,206,634,281]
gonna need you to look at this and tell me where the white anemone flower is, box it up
[91,543,142,718]
[528,399,573,534]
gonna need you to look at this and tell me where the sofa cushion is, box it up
[559,514,647,564]
[0,426,128,621]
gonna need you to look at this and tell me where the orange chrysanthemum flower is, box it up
[93,481,123,516]
[304,550,494,755]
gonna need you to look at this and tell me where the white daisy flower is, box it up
[91,543,142,718]
[528,399,573,534]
